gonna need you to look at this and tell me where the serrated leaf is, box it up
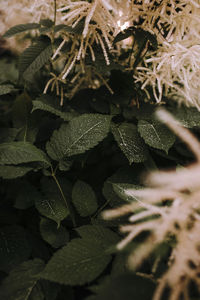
[103,167,139,207]
[0,165,33,179]
[0,142,50,166]
[0,225,32,272]
[41,238,112,285]
[76,225,119,250]
[0,259,45,300]
[72,180,98,217]
[35,177,70,226]
[138,119,175,153]
[112,183,142,202]
[35,197,68,226]
[32,95,77,121]
[46,114,111,161]
[169,106,200,128]
[112,123,148,164]
[40,19,54,28]
[19,37,52,80]
[53,24,78,34]
[0,84,15,95]
[40,218,69,248]
[3,23,41,38]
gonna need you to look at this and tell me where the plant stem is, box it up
[51,168,76,227]
[54,0,57,26]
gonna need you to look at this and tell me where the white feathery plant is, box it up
[103,109,200,300]
[1,1,200,108]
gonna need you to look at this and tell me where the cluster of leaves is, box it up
[1,19,200,300]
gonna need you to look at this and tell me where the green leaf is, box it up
[0,259,45,300]
[35,177,70,226]
[39,280,60,300]
[3,23,41,38]
[112,183,142,202]
[103,167,139,207]
[19,36,52,81]
[0,128,19,143]
[138,119,175,153]
[40,19,54,28]
[72,180,98,217]
[28,283,44,300]
[113,27,135,44]
[169,106,200,128]
[35,197,69,227]
[0,225,32,272]
[76,225,119,250]
[0,84,15,95]
[0,165,32,179]
[40,218,69,248]
[53,24,79,34]
[32,95,77,121]
[0,142,50,166]
[46,114,111,161]
[41,238,112,285]
[91,274,155,300]
[112,123,148,164]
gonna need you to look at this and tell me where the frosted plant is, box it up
[103,109,200,300]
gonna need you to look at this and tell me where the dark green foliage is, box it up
[3,23,41,38]
[40,218,69,248]
[32,95,78,121]
[46,114,111,160]
[0,259,45,300]
[19,36,52,81]
[41,225,119,285]
[1,19,200,300]
[112,122,148,164]
[138,119,176,153]
[0,141,50,165]
[72,180,98,217]
[0,225,32,272]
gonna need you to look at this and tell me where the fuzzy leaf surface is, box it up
[0,259,45,300]
[19,37,52,80]
[112,123,148,164]
[72,180,98,217]
[138,120,175,153]
[0,142,50,166]
[41,238,112,285]
[3,23,41,37]
[46,114,111,160]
